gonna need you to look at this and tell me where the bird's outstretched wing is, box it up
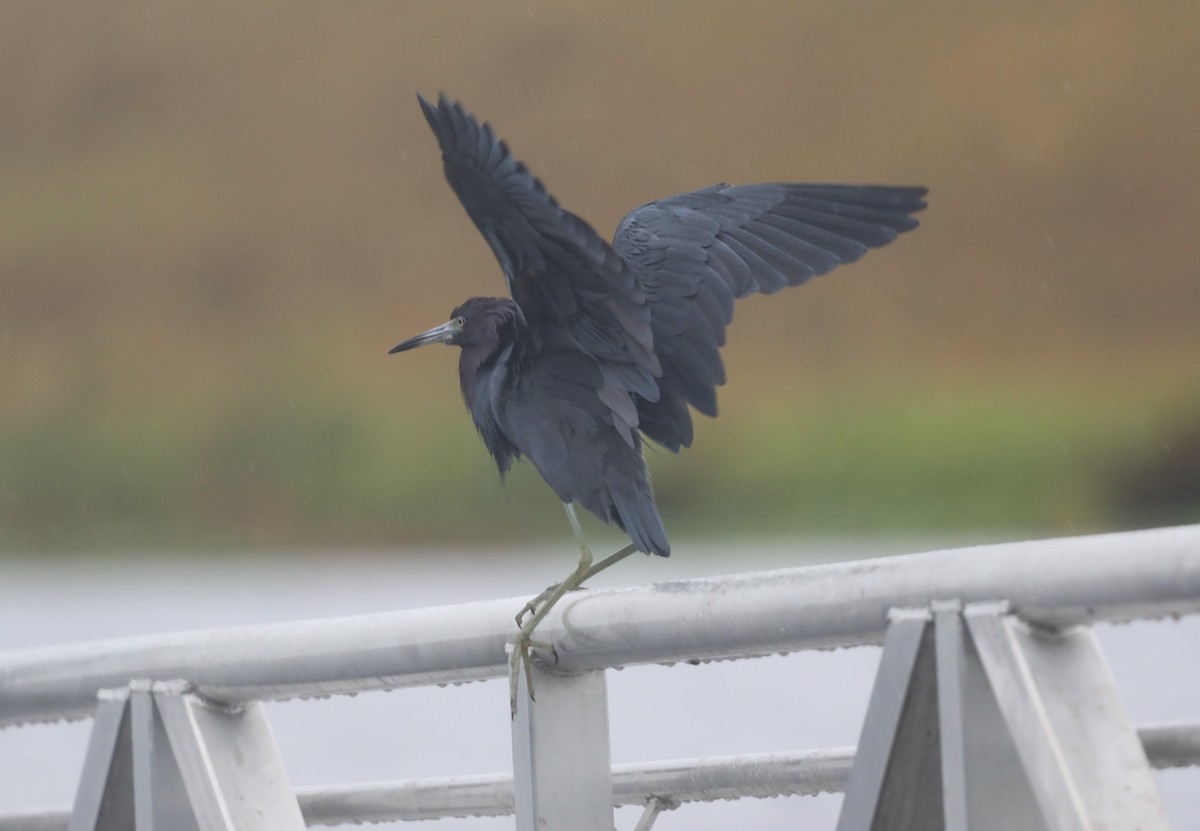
[613,183,928,451]
[418,94,660,416]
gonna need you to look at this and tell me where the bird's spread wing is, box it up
[613,183,927,451]
[418,94,661,437]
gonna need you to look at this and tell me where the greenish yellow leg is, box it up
[509,506,639,717]
[515,542,638,627]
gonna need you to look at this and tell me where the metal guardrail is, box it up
[0,524,1197,830]
[3,524,1198,726]
[3,723,1199,829]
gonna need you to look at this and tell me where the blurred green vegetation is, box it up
[3,371,1195,553]
[2,1,1199,554]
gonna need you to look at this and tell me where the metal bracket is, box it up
[838,602,1171,831]
[69,681,305,831]
[632,795,680,831]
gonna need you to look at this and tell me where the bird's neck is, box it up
[457,344,499,409]
[457,316,527,477]
[457,312,526,404]
[459,347,521,476]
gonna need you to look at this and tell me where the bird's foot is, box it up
[516,577,600,627]
[508,627,556,718]
[515,583,560,628]
[516,544,640,627]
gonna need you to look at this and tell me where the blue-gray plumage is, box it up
[389,93,926,712]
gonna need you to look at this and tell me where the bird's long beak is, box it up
[388,318,462,354]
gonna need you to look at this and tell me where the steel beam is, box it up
[2,525,1197,726]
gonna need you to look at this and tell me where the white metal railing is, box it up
[3,724,1199,829]
[0,524,1197,830]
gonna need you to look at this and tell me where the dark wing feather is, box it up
[614,182,927,451]
[418,95,661,436]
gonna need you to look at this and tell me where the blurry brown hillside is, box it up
[2,1,1198,552]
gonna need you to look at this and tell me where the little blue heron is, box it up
[391,94,926,713]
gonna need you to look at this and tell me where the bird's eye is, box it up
[454,316,466,327]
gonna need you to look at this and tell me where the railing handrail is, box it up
[1,524,1198,728]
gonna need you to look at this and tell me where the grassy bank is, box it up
[3,375,1195,555]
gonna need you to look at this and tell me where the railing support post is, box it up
[836,602,1171,831]
[965,604,1171,831]
[836,610,943,831]
[69,690,136,831]
[511,658,613,831]
[68,682,305,831]
[933,601,1045,831]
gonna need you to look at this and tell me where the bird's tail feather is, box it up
[610,485,671,558]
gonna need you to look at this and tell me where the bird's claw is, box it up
[515,583,560,627]
[509,636,531,718]
[516,582,594,628]
[509,633,557,718]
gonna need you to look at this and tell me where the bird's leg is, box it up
[514,542,638,626]
[510,504,638,717]
[580,542,639,582]
[510,549,590,715]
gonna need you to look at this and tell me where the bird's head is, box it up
[388,296,523,355]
